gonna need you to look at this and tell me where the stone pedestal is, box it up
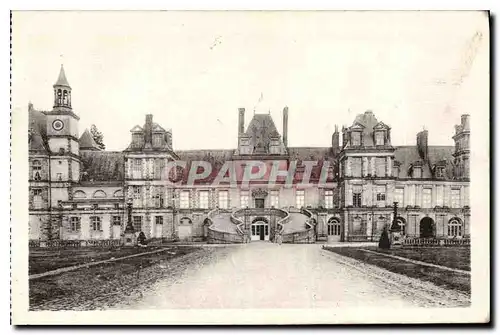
[390,231,402,248]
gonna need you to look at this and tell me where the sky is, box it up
[11,11,489,151]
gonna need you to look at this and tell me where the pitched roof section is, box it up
[80,151,125,182]
[54,65,71,88]
[394,146,454,179]
[79,129,101,151]
[28,105,49,154]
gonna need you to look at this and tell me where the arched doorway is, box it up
[203,218,211,239]
[327,217,342,242]
[251,217,269,241]
[419,217,435,238]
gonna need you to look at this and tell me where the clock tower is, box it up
[45,65,81,206]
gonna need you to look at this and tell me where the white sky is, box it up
[11,11,489,151]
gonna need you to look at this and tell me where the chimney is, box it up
[238,108,245,134]
[332,125,339,153]
[283,106,289,147]
[416,130,428,161]
[144,114,153,147]
[461,114,470,131]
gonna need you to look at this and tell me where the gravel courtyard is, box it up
[111,243,470,310]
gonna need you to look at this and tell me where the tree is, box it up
[90,124,105,150]
[378,226,391,249]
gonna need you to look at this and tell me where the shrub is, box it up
[378,226,391,249]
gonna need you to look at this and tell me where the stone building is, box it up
[28,67,470,243]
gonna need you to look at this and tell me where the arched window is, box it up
[447,218,462,237]
[32,160,42,180]
[93,190,107,198]
[179,217,192,225]
[57,89,62,105]
[327,217,341,236]
[63,90,68,105]
[113,189,124,198]
[73,190,87,199]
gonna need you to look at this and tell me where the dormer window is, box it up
[375,131,385,146]
[351,132,361,146]
[413,167,422,178]
[436,166,445,178]
[153,133,163,147]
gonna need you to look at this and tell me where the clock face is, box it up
[52,119,64,131]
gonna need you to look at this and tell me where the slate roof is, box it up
[79,129,101,151]
[351,110,380,147]
[28,107,49,154]
[393,146,455,179]
[80,151,125,182]
[243,113,282,153]
[54,65,71,88]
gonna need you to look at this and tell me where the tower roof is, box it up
[79,129,101,151]
[54,65,71,88]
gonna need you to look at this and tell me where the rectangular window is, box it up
[394,188,404,207]
[133,159,142,179]
[324,190,334,209]
[218,190,229,209]
[295,190,305,208]
[179,190,190,209]
[133,216,142,232]
[112,216,122,226]
[352,185,362,207]
[133,186,141,199]
[270,190,280,208]
[155,216,163,225]
[70,217,80,232]
[114,203,120,210]
[32,188,43,209]
[351,132,361,146]
[413,167,422,178]
[436,167,445,178]
[376,185,386,207]
[351,157,362,177]
[199,190,209,209]
[451,189,461,208]
[153,186,164,208]
[436,185,444,206]
[375,157,386,177]
[422,188,432,208]
[90,216,102,231]
[240,191,249,208]
[375,131,384,146]
[153,134,163,147]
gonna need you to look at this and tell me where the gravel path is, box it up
[111,243,470,310]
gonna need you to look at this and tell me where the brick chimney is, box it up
[283,106,289,147]
[416,130,428,161]
[144,114,153,148]
[238,108,245,135]
[332,125,339,153]
[461,114,470,131]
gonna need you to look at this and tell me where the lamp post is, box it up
[122,197,137,247]
[389,201,402,247]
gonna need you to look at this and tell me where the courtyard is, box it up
[30,243,470,310]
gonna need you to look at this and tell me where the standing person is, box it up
[277,233,282,245]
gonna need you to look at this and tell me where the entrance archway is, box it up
[250,217,269,241]
[327,217,341,242]
[419,217,435,238]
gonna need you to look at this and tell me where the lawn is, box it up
[29,246,165,275]
[366,246,470,271]
[324,246,471,294]
[29,246,202,309]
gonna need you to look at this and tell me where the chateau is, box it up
[28,67,471,244]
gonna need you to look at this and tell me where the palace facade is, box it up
[28,67,470,244]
